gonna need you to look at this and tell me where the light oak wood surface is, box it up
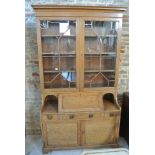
[32,4,127,154]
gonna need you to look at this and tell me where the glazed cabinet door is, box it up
[37,18,80,90]
[81,19,122,89]
[81,117,116,146]
[44,121,79,147]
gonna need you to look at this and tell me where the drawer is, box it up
[103,112,120,118]
[60,114,77,120]
[42,114,78,121]
[77,112,101,120]
[42,114,58,121]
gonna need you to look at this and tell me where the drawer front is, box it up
[103,112,120,119]
[42,114,58,121]
[77,112,101,120]
[60,113,77,120]
[42,114,78,121]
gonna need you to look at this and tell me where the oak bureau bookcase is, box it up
[32,4,126,154]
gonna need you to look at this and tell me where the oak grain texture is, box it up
[32,4,126,154]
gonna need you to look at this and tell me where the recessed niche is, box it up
[102,93,118,110]
[42,95,58,113]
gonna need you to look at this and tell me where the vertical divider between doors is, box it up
[76,18,80,91]
[80,120,85,145]
[79,18,85,91]
[77,120,81,146]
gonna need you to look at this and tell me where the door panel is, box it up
[81,118,116,145]
[45,121,78,146]
[83,20,120,88]
[40,19,78,89]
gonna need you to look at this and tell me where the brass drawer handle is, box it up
[47,115,53,120]
[89,114,93,118]
[69,114,75,119]
[109,113,114,117]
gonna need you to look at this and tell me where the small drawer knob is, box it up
[89,114,93,118]
[109,113,114,117]
[47,115,53,120]
[69,114,75,119]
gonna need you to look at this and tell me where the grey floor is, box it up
[25,135,129,155]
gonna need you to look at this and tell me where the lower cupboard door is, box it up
[45,121,79,147]
[81,119,116,146]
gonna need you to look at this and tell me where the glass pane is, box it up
[40,20,76,89]
[84,21,118,88]
[84,72,115,88]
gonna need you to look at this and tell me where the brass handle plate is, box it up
[47,115,53,120]
[69,114,75,119]
[89,113,93,118]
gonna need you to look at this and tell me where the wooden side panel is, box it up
[82,118,116,145]
[45,121,78,147]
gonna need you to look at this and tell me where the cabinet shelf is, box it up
[42,52,115,56]
[41,35,116,38]
[41,34,76,37]
[42,55,76,58]
[84,70,115,73]
[44,70,114,73]
[85,35,117,37]
[42,52,76,55]
[85,52,116,55]
[44,81,76,85]
[44,70,76,73]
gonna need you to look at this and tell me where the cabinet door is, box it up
[38,19,79,90]
[82,19,121,89]
[44,121,79,147]
[81,118,116,146]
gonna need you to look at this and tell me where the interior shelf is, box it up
[44,70,76,73]
[41,35,117,38]
[85,35,117,37]
[42,55,76,58]
[42,52,76,55]
[42,52,115,55]
[41,35,76,37]
[84,52,116,55]
[44,70,114,73]
[44,81,76,83]
[84,70,115,73]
